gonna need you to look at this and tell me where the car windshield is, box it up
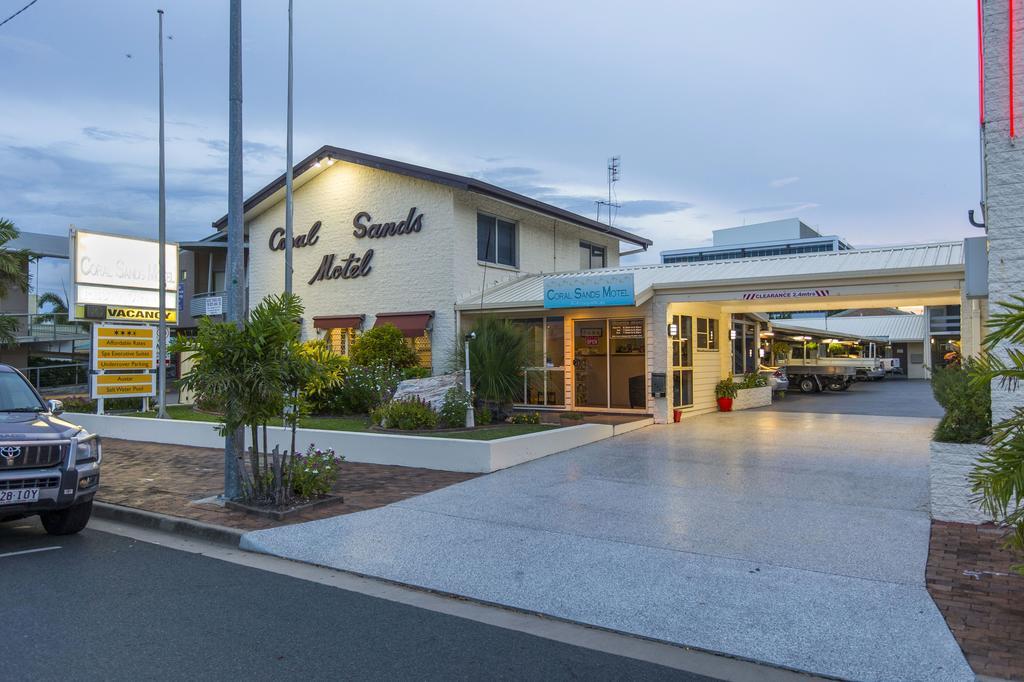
[0,372,45,412]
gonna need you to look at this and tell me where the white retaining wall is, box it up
[732,386,772,411]
[929,441,992,524]
[69,413,623,474]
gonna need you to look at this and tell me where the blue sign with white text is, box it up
[543,273,636,309]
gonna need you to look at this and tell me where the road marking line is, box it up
[0,546,61,559]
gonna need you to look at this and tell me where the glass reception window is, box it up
[513,316,565,407]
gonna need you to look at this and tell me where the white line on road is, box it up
[0,546,61,559]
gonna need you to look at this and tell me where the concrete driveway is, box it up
[243,411,971,681]
[768,377,942,418]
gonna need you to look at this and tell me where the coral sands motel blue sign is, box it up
[543,273,636,309]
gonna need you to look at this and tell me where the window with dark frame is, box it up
[671,314,694,408]
[477,213,517,267]
[579,241,607,269]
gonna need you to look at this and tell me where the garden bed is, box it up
[225,493,345,521]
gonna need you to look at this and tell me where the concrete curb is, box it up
[92,502,243,547]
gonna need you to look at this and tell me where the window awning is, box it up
[373,311,434,338]
[313,314,365,330]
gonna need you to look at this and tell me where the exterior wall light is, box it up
[667,322,678,337]
[314,158,322,168]
[729,328,738,340]
[326,157,335,165]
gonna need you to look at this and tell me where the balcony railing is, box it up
[189,291,226,318]
[2,313,90,342]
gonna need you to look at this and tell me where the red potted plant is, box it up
[715,376,738,412]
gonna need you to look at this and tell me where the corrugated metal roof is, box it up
[771,315,927,343]
[459,241,965,309]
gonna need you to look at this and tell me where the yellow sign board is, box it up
[92,324,158,372]
[92,373,155,398]
[76,304,176,324]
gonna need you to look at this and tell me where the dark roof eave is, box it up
[211,145,652,249]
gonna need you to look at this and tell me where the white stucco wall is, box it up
[983,0,1024,422]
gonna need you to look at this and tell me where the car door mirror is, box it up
[47,399,64,415]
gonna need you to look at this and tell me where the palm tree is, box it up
[970,295,1024,573]
[0,218,30,345]
[36,291,68,324]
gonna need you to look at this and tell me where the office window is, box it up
[477,213,517,267]
[579,241,607,269]
[696,317,719,350]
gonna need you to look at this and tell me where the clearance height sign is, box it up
[90,324,157,398]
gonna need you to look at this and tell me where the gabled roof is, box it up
[211,145,652,248]
[771,315,927,343]
[457,241,965,309]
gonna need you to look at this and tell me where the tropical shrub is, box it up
[172,293,320,505]
[401,366,431,380]
[969,296,1024,571]
[289,445,344,499]
[770,341,791,362]
[714,376,738,399]
[331,363,402,415]
[350,324,418,369]
[931,360,991,444]
[477,406,493,425]
[299,339,349,414]
[827,342,846,356]
[738,372,768,389]
[508,411,541,424]
[438,386,470,428]
[465,316,527,417]
[0,218,29,345]
[372,396,438,430]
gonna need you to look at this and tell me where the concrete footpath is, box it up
[242,411,973,682]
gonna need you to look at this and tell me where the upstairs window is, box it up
[579,241,607,269]
[477,213,517,267]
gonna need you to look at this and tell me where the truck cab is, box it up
[0,364,101,535]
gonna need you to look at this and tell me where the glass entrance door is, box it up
[573,319,646,410]
[573,321,608,408]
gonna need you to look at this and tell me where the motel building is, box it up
[179,146,986,424]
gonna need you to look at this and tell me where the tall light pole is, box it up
[284,0,294,294]
[464,332,475,428]
[156,9,168,419]
[224,0,244,500]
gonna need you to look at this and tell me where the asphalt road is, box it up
[0,521,714,682]
[765,377,942,418]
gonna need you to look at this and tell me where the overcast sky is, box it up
[0,1,982,295]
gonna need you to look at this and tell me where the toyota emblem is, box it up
[0,445,22,466]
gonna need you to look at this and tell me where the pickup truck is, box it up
[0,364,101,535]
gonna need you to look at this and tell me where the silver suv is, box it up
[0,365,101,535]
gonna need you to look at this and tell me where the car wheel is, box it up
[40,500,92,535]
[798,377,817,393]
[826,381,845,391]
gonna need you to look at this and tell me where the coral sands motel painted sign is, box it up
[544,273,635,309]
[268,208,425,286]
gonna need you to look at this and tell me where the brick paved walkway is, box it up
[927,521,1024,681]
[97,438,480,531]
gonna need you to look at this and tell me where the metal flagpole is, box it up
[284,0,294,294]
[157,9,168,419]
[223,0,244,500]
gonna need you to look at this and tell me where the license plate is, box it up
[0,489,39,505]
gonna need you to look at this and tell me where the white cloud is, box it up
[769,176,800,188]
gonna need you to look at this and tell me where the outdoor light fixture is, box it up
[729,328,737,340]
[326,157,335,165]
[668,322,679,337]
[314,158,322,168]
[759,348,766,358]
[464,331,477,428]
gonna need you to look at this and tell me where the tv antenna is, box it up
[595,156,621,225]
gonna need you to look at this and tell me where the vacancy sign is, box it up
[92,325,157,371]
[92,373,156,398]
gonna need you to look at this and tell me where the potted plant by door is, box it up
[715,376,738,412]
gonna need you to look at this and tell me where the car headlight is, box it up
[75,435,100,464]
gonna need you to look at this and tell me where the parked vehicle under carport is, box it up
[783,364,858,393]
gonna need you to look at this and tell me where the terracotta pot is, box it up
[717,397,734,412]
[673,408,683,423]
